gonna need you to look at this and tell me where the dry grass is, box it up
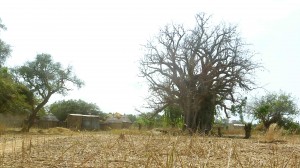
[37,127,77,135]
[222,128,245,136]
[0,124,6,135]
[264,124,283,142]
[0,128,299,167]
[258,123,286,143]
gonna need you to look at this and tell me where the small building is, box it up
[232,123,245,129]
[38,114,59,128]
[66,114,100,130]
[104,115,132,129]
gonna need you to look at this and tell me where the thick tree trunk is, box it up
[21,94,52,132]
[21,112,37,132]
[197,103,214,134]
[183,95,215,135]
[244,123,252,139]
[184,110,194,135]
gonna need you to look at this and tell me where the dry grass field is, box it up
[0,127,300,168]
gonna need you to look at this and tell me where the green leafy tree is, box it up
[0,19,13,111]
[49,99,105,121]
[0,19,32,114]
[14,54,84,132]
[139,13,260,133]
[251,92,299,129]
[0,68,34,114]
[280,120,300,134]
[0,18,11,67]
[126,114,137,123]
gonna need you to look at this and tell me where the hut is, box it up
[104,115,132,129]
[66,114,100,130]
[38,114,59,128]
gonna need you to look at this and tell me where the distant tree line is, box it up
[49,99,106,121]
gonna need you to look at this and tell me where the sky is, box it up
[0,0,300,121]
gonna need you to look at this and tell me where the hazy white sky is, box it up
[1,0,300,120]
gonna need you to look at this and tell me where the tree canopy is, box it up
[49,99,105,121]
[0,19,32,114]
[0,18,11,67]
[251,92,299,129]
[14,54,84,131]
[0,68,34,114]
[140,13,260,133]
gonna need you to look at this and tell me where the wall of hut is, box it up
[37,120,58,128]
[67,114,100,130]
[104,116,132,129]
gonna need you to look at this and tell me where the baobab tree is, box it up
[140,13,260,133]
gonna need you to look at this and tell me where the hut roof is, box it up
[41,114,59,121]
[105,115,132,124]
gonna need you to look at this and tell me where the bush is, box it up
[281,120,300,134]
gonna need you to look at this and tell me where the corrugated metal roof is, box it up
[68,114,100,118]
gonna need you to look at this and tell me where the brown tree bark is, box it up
[244,123,252,139]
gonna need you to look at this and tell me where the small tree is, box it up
[251,92,299,129]
[14,54,84,132]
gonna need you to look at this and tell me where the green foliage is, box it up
[49,99,105,121]
[163,105,183,128]
[251,91,299,129]
[0,68,33,114]
[135,112,163,129]
[126,114,137,123]
[15,54,84,98]
[0,18,11,67]
[0,19,23,113]
[134,106,184,129]
[278,119,300,134]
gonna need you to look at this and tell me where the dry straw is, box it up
[0,128,299,167]
[263,123,284,143]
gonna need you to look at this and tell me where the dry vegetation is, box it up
[0,127,299,167]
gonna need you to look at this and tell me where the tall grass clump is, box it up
[263,123,284,142]
[0,124,6,135]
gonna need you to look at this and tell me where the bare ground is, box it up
[0,130,300,167]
